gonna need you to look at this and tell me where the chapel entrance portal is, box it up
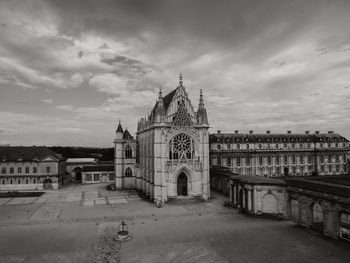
[177,172,188,196]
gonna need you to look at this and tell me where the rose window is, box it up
[169,133,195,160]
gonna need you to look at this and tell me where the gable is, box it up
[165,86,196,124]
[40,155,59,162]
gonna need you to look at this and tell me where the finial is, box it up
[158,86,163,98]
[179,73,183,85]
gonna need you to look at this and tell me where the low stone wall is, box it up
[288,187,350,239]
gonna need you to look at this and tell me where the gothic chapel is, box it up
[114,74,210,204]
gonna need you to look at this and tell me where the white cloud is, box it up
[56,105,75,111]
[89,73,129,94]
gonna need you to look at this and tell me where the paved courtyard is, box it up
[0,184,349,262]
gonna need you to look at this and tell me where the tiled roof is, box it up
[0,146,64,162]
[210,133,349,143]
[82,165,114,172]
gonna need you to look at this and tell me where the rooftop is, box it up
[0,146,64,162]
[82,165,114,172]
[210,132,349,143]
[284,176,350,198]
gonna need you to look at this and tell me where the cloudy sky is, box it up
[0,0,350,146]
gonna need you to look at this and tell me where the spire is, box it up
[115,120,124,139]
[199,89,204,108]
[155,86,165,123]
[196,89,208,125]
[116,120,123,133]
[179,73,183,86]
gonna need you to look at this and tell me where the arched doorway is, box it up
[262,193,278,214]
[177,172,188,196]
[73,167,82,182]
[312,202,324,231]
[340,212,350,241]
[43,178,53,190]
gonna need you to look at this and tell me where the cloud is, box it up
[42,99,53,104]
[56,105,75,111]
[1,0,350,145]
[89,73,128,95]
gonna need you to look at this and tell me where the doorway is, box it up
[177,172,188,196]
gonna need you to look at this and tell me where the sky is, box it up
[0,0,350,147]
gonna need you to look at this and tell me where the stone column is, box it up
[247,189,252,211]
[233,184,237,204]
[229,184,233,203]
[242,188,246,209]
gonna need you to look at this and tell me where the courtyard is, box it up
[0,184,349,263]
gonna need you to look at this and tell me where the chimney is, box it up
[217,130,221,134]
[266,130,271,135]
[249,130,254,134]
[234,130,239,134]
[305,131,310,134]
[287,131,291,134]
[315,131,320,134]
[328,131,334,134]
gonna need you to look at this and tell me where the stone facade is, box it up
[210,130,350,177]
[82,165,115,184]
[227,173,287,217]
[0,146,67,190]
[286,178,350,240]
[114,75,210,204]
[114,125,136,189]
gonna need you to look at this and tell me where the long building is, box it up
[209,130,350,177]
[0,146,68,190]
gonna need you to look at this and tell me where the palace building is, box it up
[114,74,210,204]
[210,130,349,177]
[0,146,68,190]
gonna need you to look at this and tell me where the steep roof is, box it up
[82,165,114,172]
[116,122,123,133]
[0,146,64,162]
[151,87,177,116]
[163,88,177,110]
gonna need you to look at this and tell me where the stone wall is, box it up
[288,187,350,239]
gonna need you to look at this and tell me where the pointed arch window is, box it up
[125,145,132,158]
[125,167,132,177]
[169,133,195,160]
[1,167,6,174]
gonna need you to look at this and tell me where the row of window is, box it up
[2,178,37,184]
[213,154,346,167]
[1,166,51,175]
[85,173,115,182]
[215,142,348,150]
[236,164,345,176]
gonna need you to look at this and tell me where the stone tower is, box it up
[114,121,136,189]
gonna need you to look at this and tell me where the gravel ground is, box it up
[0,185,349,263]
